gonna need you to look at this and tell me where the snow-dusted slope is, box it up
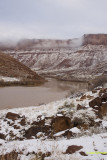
[4,45,107,80]
[0,87,107,160]
[2,34,107,81]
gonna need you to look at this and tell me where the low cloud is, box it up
[0,0,107,41]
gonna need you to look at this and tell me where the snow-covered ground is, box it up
[0,76,20,82]
[0,87,107,160]
[0,133,106,160]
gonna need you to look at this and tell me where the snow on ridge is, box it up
[0,76,20,82]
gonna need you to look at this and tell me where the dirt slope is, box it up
[0,51,43,81]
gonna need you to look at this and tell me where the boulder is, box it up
[63,130,73,139]
[101,102,107,117]
[32,119,45,126]
[79,151,88,156]
[92,106,103,118]
[89,97,102,108]
[0,133,6,140]
[90,101,107,118]
[25,125,50,139]
[51,116,71,133]
[80,95,87,100]
[101,93,107,102]
[66,145,83,154]
[20,118,26,126]
[13,125,20,129]
[6,112,20,120]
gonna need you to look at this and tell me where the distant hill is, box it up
[0,51,44,86]
[0,34,107,83]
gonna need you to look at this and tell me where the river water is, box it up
[0,78,89,109]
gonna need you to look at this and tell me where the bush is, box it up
[72,109,96,125]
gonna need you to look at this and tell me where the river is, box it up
[0,78,89,109]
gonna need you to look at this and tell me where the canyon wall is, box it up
[83,34,107,45]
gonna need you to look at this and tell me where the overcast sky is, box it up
[0,0,107,40]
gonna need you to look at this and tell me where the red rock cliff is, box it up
[83,34,107,45]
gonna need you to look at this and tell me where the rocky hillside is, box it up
[0,51,44,85]
[0,87,106,159]
[1,34,107,82]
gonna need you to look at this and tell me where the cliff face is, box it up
[3,45,107,81]
[83,34,107,45]
[1,34,107,81]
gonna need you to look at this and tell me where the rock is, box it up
[13,125,20,129]
[99,88,107,97]
[51,116,71,133]
[36,132,45,139]
[42,152,51,159]
[9,131,15,138]
[77,124,89,130]
[8,122,14,126]
[25,126,40,139]
[80,95,87,100]
[63,130,73,139]
[89,97,102,108]
[101,93,107,102]
[92,90,97,93]
[77,104,85,110]
[32,119,45,126]
[0,151,18,160]
[45,117,53,126]
[31,152,51,160]
[6,112,20,120]
[79,151,88,156]
[25,125,50,139]
[91,102,107,118]
[20,118,26,126]
[66,145,83,154]
[101,102,107,117]
[94,121,102,127]
[25,118,52,139]
[92,106,102,118]
[0,133,6,140]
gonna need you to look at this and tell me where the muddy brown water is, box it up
[0,78,89,109]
